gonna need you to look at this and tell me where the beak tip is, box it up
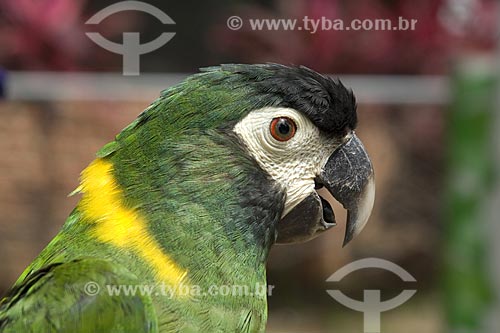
[341,176,375,247]
[342,235,353,247]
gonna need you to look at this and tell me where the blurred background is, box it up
[0,0,499,332]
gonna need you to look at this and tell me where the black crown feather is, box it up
[215,63,358,136]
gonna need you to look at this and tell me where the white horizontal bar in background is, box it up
[4,72,450,105]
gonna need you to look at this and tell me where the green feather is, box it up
[0,259,158,332]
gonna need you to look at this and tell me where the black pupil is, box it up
[277,119,290,135]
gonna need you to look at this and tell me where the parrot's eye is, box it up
[270,117,297,142]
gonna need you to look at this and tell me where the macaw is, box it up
[0,64,374,332]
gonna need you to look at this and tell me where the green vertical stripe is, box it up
[443,58,496,331]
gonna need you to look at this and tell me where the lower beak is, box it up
[318,133,375,246]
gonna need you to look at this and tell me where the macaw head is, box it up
[223,64,375,246]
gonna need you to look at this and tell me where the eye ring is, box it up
[270,117,297,142]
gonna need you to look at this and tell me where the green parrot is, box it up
[0,64,375,333]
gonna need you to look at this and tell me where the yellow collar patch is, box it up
[78,159,188,294]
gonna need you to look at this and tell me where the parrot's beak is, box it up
[276,133,374,246]
[318,133,375,246]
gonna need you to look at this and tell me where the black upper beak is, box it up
[318,133,375,246]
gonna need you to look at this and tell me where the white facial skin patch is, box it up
[233,107,341,217]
